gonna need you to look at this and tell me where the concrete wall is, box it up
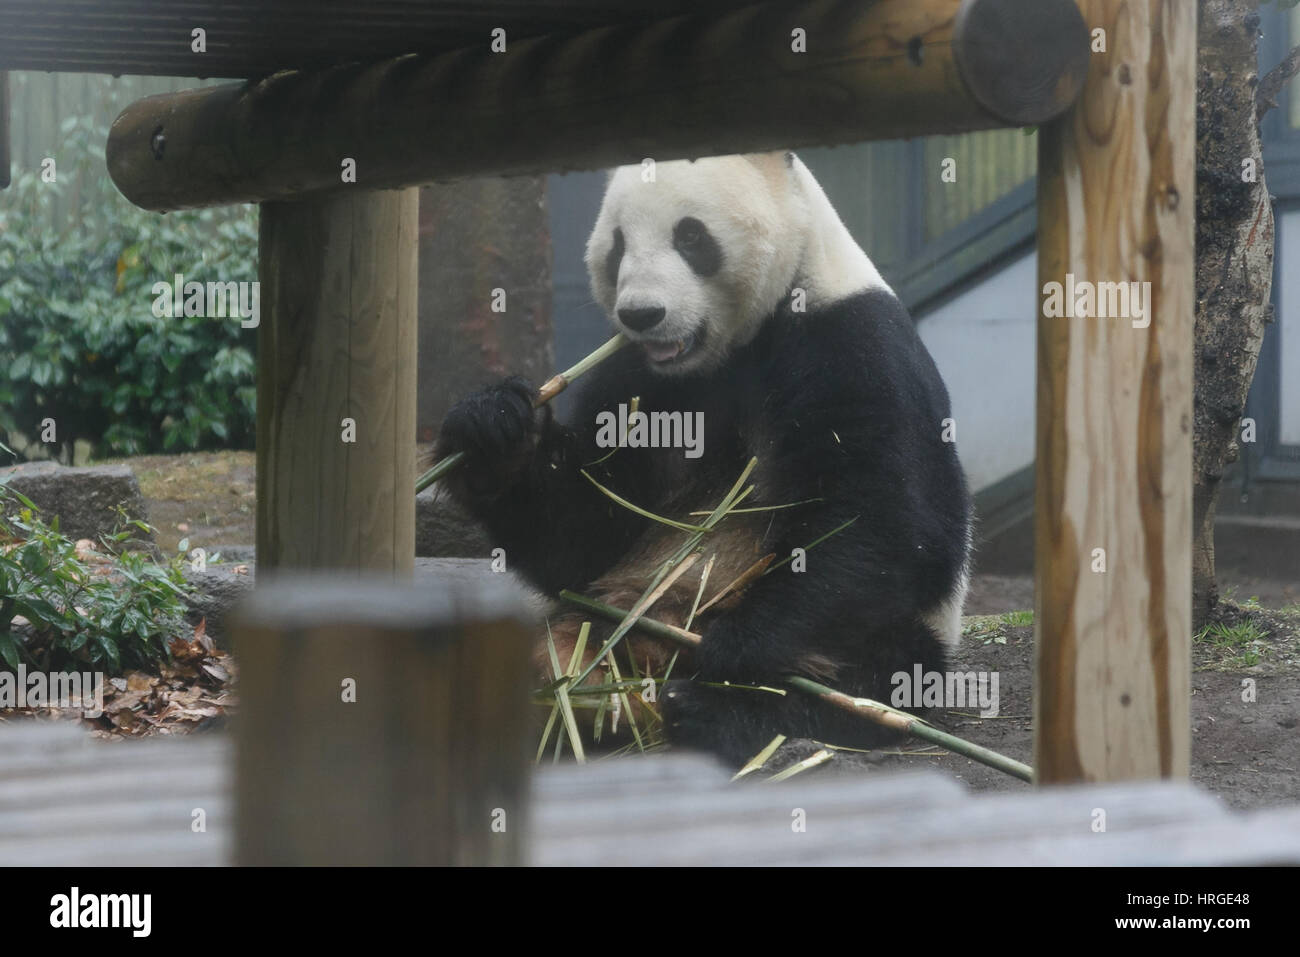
[914,253,1038,493]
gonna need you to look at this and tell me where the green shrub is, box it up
[0,485,189,674]
[0,114,258,460]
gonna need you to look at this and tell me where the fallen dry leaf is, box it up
[202,663,229,682]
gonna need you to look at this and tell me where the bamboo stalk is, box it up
[416,333,629,493]
[558,591,1034,783]
[559,590,702,647]
[784,676,1034,783]
[696,552,775,615]
[566,458,757,689]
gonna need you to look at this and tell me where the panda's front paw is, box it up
[660,679,714,750]
[661,679,775,766]
[436,376,544,497]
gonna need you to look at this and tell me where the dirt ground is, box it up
[788,586,1300,811]
[95,450,256,555]
[110,451,1300,810]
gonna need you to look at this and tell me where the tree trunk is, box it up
[415,177,553,446]
[1193,0,1274,628]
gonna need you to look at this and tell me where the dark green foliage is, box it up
[0,485,189,675]
[0,114,259,460]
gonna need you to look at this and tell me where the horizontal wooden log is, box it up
[232,576,536,866]
[106,0,1089,211]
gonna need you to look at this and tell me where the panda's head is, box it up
[584,152,814,376]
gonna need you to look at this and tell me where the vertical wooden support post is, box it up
[1034,0,1195,782]
[257,189,419,575]
[233,576,536,865]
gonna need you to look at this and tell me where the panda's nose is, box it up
[618,306,666,332]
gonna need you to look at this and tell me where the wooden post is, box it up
[1034,0,1195,782]
[105,0,1089,211]
[232,576,536,865]
[256,189,419,574]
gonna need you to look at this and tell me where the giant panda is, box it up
[436,151,972,766]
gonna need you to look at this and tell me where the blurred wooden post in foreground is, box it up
[1034,0,1195,783]
[232,577,535,865]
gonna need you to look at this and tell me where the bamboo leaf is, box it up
[580,470,707,532]
[732,734,787,781]
[764,749,834,782]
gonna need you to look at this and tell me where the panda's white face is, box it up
[585,154,812,376]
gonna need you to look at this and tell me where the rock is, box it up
[0,462,154,545]
[415,487,493,558]
[183,563,256,648]
[204,544,256,564]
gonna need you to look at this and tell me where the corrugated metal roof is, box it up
[0,0,759,78]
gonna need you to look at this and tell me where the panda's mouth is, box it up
[639,330,699,364]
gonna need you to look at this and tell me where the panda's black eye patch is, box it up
[673,217,722,277]
[605,228,625,288]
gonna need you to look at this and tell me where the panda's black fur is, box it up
[438,281,972,766]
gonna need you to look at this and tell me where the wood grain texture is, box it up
[7,725,1300,867]
[952,0,1090,125]
[105,0,1090,211]
[231,577,535,866]
[256,189,418,574]
[1034,0,1194,783]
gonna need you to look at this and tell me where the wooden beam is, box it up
[256,189,418,574]
[1034,0,1194,783]
[105,0,1089,211]
[233,576,535,865]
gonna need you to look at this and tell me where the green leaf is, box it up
[15,595,61,625]
[0,633,20,670]
[95,633,121,671]
[18,545,48,575]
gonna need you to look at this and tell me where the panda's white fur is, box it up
[439,151,974,764]
[585,154,887,376]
